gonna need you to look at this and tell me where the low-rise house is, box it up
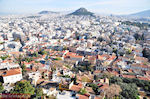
[130,63,150,71]
[121,75,136,79]
[85,86,95,95]
[87,55,96,65]
[96,54,116,67]
[63,51,84,62]
[76,94,89,99]
[27,71,41,86]
[117,61,129,69]
[43,87,57,96]
[95,60,105,71]
[134,56,148,64]
[63,69,73,76]
[125,53,136,59]
[0,68,22,84]
[56,91,75,99]
[0,51,7,57]
[0,62,20,70]
[69,82,83,92]
[98,78,109,85]
[41,81,59,96]
[52,70,62,82]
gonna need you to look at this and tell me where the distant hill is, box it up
[69,8,94,16]
[130,9,150,17]
[38,11,59,14]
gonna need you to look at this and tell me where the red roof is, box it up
[2,68,22,77]
[122,75,136,78]
[77,94,89,99]
[64,52,83,59]
[70,83,83,92]
[137,77,150,81]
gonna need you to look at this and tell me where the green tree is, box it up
[119,83,138,99]
[110,77,150,92]
[110,76,123,84]
[101,72,112,79]
[0,82,4,93]
[79,88,87,95]
[11,80,35,95]
[136,96,140,99]
[113,48,117,54]
[88,84,100,95]
[15,54,23,66]
[0,55,9,61]
[71,75,77,84]
[142,48,150,61]
[24,57,33,62]
[143,97,147,99]
[35,88,43,97]
[38,49,47,55]
[33,52,38,57]
[104,84,122,98]
[21,63,26,75]
[126,49,132,54]
[74,75,77,84]
[94,75,98,81]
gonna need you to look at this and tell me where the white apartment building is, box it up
[1,68,22,84]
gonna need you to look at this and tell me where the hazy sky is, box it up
[0,0,150,15]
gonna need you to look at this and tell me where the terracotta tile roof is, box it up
[127,69,133,73]
[85,87,94,94]
[77,94,89,99]
[0,51,6,55]
[135,49,140,53]
[94,70,102,74]
[1,60,8,63]
[97,54,109,60]
[64,52,83,59]
[2,68,22,77]
[110,71,119,76]
[88,56,96,61]
[9,51,24,55]
[108,55,116,61]
[25,68,32,71]
[70,83,83,92]
[137,77,150,81]
[131,64,149,69]
[122,75,136,78]
[135,56,148,62]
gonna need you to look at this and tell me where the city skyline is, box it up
[0,0,150,15]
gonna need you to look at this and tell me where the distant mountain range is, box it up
[38,8,94,16]
[38,8,150,17]
[38,11,59,14]
[69,8,94,16]
[130,9,150,17]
